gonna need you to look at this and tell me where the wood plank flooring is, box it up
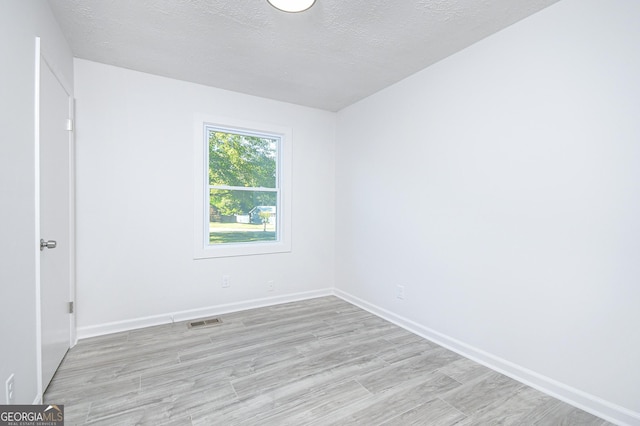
[44,296,612,425]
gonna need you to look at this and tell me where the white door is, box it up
[39,56,73,391]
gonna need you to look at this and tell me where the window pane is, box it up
[209,189,277,244]
[208,129,277,188]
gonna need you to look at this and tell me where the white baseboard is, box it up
[74,287,638,426]
[334,289,640,426]
[76,288,332,340]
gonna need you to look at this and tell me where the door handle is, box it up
[40,239,57,251]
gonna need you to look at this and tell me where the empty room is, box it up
[1,0,639,424]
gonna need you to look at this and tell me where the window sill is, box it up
[194,240,291,259]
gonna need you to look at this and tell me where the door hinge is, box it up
[69,301,74,314]
[66,118,73,131]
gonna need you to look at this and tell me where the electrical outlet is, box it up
[396,285,405,300]
[6,374,15,404]
[267,280,275,292]
[222,275,230,288]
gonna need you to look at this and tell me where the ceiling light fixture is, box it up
[267,0,316,13]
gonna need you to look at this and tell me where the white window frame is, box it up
[194,115,292,258]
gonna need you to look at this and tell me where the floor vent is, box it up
[188,317,222,329]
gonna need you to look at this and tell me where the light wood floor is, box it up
[44,296,611,425]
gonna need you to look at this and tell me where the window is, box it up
[194,116,291,258]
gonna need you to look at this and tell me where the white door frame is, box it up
[34,37,76,402]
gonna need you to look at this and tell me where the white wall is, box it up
[335,0,640,424]
[5,0,636,421]
[74,59,335,335]
[0,0,73,404]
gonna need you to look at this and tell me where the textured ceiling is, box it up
[48,0,560,111]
